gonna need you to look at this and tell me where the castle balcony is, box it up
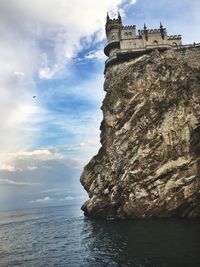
[105,54,117,65]
[104,40,120,57]
[145,43,173,50]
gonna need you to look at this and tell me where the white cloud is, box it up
[62,196,74,201]
[84,49,106,60]
[29,196,53,203]
[0,164,16,172]
[0,147,86,209]
[27,166,38,171]
[0,149,82,172]
[40,188,70,194]
[38,54,61,80]
[0,178,37,186]
[129,0,137,4]
[59,195,86,201]
[11,150,54,159]
[0,0,139,163]
[0,150,56,172]
[39,65,60,80]
[29,195,86,204]
[0,1,140,210]
[0,0,130,80]
[14,71,25,76]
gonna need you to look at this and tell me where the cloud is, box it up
[29,195,86,204]
[29,196,53,203]
[0,147,87,209]
[40,188,70,194]
[0,0,141,210]
[0,0,133,81]
[0,149,84,195]
[84,49,106,60]
[59,195,86,201]
[10,149,58,159]
[27,166,38,171]
[0,0,139,162]
[0,178,37,186]
[39,64,60,80]
[0,149,82,173]
[0,164,16,172]
[129,0,137,4]
[14,71,25,77]
[0,0,137,162]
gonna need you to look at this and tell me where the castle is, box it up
[104,13,182,68]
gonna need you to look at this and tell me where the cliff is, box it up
[80,48,200,219]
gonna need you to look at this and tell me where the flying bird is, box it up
[33,96,36,98]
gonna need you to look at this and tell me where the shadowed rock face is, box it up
[80,48,200,219]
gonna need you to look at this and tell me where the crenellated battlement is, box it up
[121,25,136,29]
[168,35,182,39]
[141,29,163,33]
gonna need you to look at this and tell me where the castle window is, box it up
[153,40,158,45]
[172,42,177,47]
[124,32,128,37]
[112,35,115,40]
[128,32,132,37]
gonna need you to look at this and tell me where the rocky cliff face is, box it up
[80,48,200,219]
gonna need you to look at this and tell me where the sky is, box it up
[0,0,199,210]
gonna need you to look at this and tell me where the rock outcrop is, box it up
[80,48,200,219]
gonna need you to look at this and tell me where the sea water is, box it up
[0,204,200,267]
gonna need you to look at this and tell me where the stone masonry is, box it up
[104,13,182,68]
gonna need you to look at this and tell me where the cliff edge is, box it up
[80,48,200,219]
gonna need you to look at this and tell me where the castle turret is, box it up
[143,23,148,41]
[104,13,122,57]
[160,22,166,40]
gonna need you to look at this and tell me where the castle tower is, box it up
[104,13,122,57]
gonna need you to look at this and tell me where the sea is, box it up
[0,203,200,267]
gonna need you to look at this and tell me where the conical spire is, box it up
[118,12,122,23]
[160,22,165,40]
[106,12,110,21]
[143,23,148,41]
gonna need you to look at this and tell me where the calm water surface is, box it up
[0,204,199,267]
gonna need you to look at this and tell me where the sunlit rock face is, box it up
[80,48,200,219]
